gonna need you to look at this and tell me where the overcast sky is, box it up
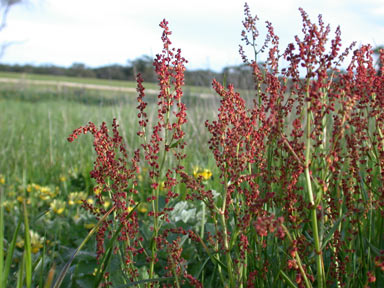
[1,0,383,72]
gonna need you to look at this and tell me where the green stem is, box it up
[221,175,234,286]
[200,202,205,239]
[305,80,324,288]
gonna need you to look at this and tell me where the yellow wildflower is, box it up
[32,183,41,190]
[59,175,66,182]
[86,198,94,205]
[16,196,30,204]
[93,267,99,276]
[73,214,80,222]
[26,185,32,193]
[193,167,213,181]
[84,223,95,229]
[3,200,16,212]
[30,230,44,254]
[68,192,87,206]
[126,206,134,213]
[50,199,66,215]
[103,201,111,209]
[16,230,44,254]
[0,174,5,185]
[16,240,24,249]
[39,186,55,201]
[94,187,102,196]
[138,203,148,213]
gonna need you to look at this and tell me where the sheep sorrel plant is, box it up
[68,3,384,288]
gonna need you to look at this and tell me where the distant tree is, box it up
[128,55,156,82]
[68,62,95,78]
[93,64,130,80]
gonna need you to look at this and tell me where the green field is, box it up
[0,72,222,184]
[0,72,225,287]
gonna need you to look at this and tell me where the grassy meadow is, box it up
[0,72,228,287]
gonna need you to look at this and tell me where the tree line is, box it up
[0,47,382,89]
[0,55,258,89]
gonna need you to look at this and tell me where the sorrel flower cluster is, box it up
[69,19,201,287]
[68,3,384,287]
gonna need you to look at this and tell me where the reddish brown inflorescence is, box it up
[68,2,384,286]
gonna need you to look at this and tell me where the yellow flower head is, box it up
[50,199,66,215]
[38,186,56,201]
[3,200,16,212]
[94,186,102,196]
[30,230,44,254]
[103,201,111,209]
[68,192,87,206]
[16,230,44,254]
[193,167,213,181]
[0,174,5,185]
[84,223,95,230]
[138,203,148,213]
[16,196,31,205]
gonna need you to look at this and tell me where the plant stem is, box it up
[221,175,234,287]
[305,80,324,287]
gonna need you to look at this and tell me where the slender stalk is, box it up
[304,79,324,287]
[200,202,205,239]
[220,173,234,286]
[282,224,312,288]
[0,187,3,286]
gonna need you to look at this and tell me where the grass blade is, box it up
[23,200,32,288]
[194,232,227,273]
[16,253,25,288]
[3,217,22,287]
[321,215,345,250]
[194,256,210,279]
[0,187,4,286]
[44,264,56,288]
[52,205,115,288]
[279,270,298,288]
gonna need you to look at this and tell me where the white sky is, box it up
[1,0,383,71]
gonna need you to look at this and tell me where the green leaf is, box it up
[0,187,4,286]
[321,215,345,250]
[3,218,22,287]
[194,256,210,279]
[95,203,140,286]
[279,270,298,288]
[168,139,182,149]
[16,252,25,288]
[52,206,116,288]
[23,201,32,288]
